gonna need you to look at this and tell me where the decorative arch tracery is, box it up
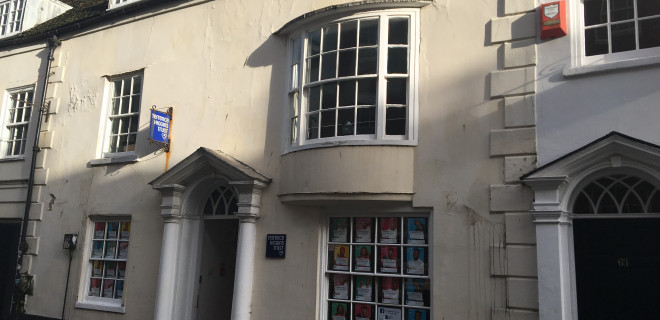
[572,174,660,214]
[203,185,239,216]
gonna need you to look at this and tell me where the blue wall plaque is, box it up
[149,109,171,144]
[266,234,286,258]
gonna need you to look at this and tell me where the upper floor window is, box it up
[0,86,33,158]
[286,9,419,151]
[103,73,142,156]
[108,0,141,10]
[582,0,660,62]
[0,0,26,37]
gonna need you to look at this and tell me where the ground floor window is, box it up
[77,218,131,312]
[324,216,431,320]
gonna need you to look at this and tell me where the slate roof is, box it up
[0,0,180,48]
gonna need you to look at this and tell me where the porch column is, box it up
[524,177,575,320]
[153,184,186,320]
[230,182,266,320]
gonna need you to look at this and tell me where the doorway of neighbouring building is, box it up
[196,219,239,320]
[0,222,20,320]
[574,218,660,319]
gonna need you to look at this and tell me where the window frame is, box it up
[319,212,432,320]
[100,72,143,159]
[107,0,142,10]
[283,9,420,153]
[0,85,34,159]
[75,217,131,314]
[0,0,26,38]
[566,0,660,75]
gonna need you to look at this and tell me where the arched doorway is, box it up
[571,172,660,319]
[197,186,240,320]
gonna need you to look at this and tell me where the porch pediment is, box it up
[523,131,660,181]
[149,147,271,187]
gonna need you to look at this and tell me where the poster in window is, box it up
[330,218,349,242]
[406,309,427,320]
[329,302,348,320]
[354,276,374,301]
[102,279,115,298]
[354,218,373,243]
[354,245,372,272]
[377,306,402,320]
[91,241,103,258]
[120,222,131,240]
[380,277,400,304]
[355,303,373,320]
[331,274,349,299]
[105,242,117,259]
[405,247,426,275]
[94,222,106,239]
[379,246,399,273]
[118,262,127,278]
[107,222,119,239]
[379,217,398,244]
[105,262,117,278]
[330,244,349,271]
[89,278,101,297]
[405,279,430,307]
[92,260,103,277]
[118,242,129,259]
[115,280,124,299]
[406,218,426,244]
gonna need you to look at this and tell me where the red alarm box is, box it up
[540,1,567,39]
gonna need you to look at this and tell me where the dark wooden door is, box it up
[0,223,20,320]
[574,219,660,319]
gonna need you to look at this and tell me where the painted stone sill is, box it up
[89,154,138,166]
[564,55,660,77]
[0,156,25,162]
[75,301,125,313]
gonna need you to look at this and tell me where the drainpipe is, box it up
[10,35,61,320]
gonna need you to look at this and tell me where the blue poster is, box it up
[149,110,170,143]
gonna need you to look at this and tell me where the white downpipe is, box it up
[231,219,256,320]
[154,218,181,320]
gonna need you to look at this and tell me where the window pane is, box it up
[340,20,358,49]
[308,29,321,56]
[337,108,355,136]
[120,118,129,134]
[357,48,377,75]
[338,50,356,77]
[323,24,338,52]
[639,17,660,49]
[387,78,407,105]
[386,106,407,135]
[388,47,408,74]
[338,81,356,106]
[389,17,409,45]
[356,107,376,134]
[320,110,336,138]
[584,0,608,26]
[127,134,136,151]
[112,98,120,115]
[585,26,609,56]
[291,63,299,89]
[609,0,634,22]
[121,97,129,114]
[111,119,120,134]
[109,136,118,153]
[638,0,660,18]
[321,52,337,80]
[307,114,319,139]
[611,21,636,52]
[118,135,128,152]
[130,96,140,113]
[132,76,142,94]
[321,83,337,109]
[129,116,138,133]
[122,80,130,96]
[292,37,302,62]
[357,78,377,105]
[114,81,122,97]
[308,56,319,83]
[359,19,378,46]
[308,86,320,112]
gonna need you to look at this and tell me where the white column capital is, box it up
[230,181,267,220]
[153,184,186,220]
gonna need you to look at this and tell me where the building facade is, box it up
[0,0,658,320]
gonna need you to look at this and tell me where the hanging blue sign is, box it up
[149,109,171,144]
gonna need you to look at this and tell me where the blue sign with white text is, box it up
[149,110,170,144]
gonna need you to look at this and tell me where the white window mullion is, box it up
[376,14,388,140]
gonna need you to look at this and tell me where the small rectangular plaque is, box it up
[266,234,286,258]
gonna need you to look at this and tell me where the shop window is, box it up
[323,216,431,320]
